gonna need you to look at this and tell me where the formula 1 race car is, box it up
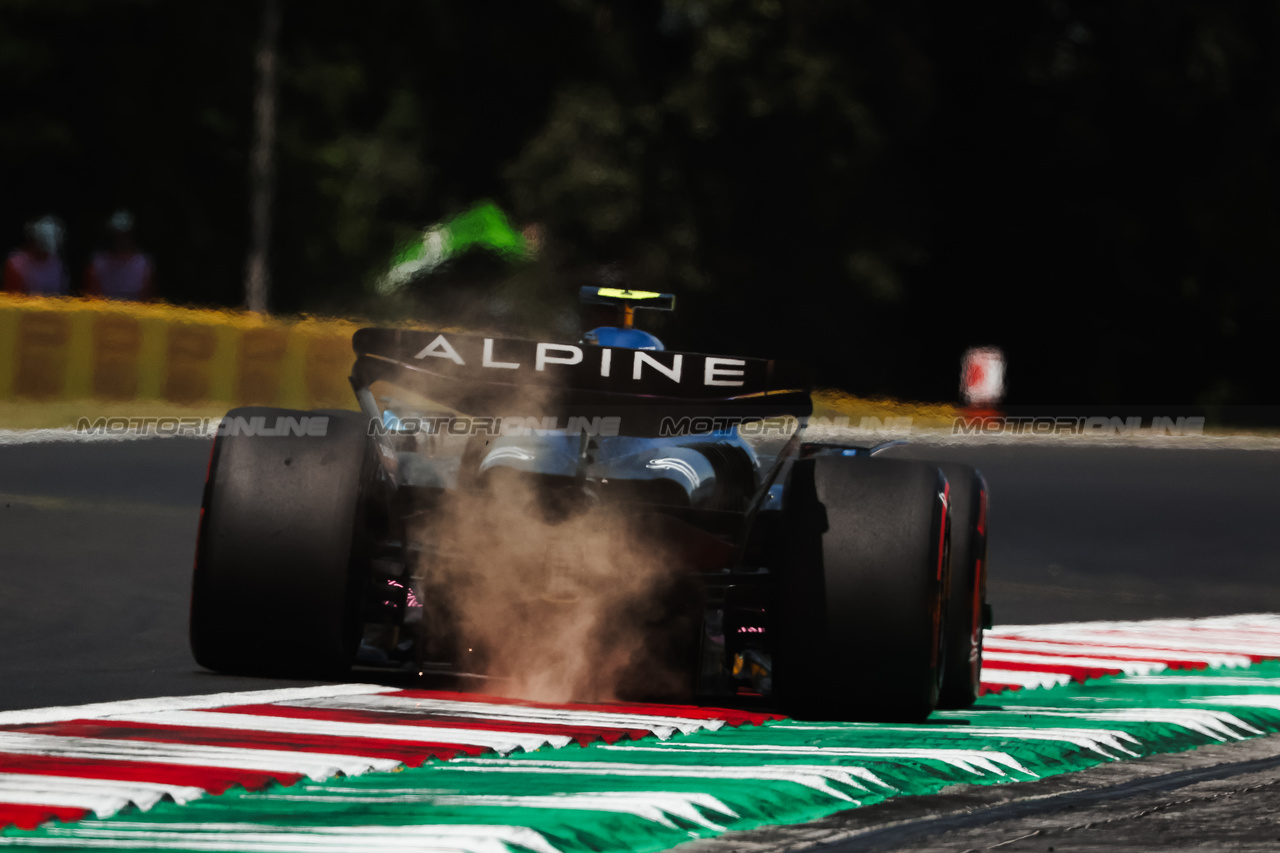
[190,288,990,721]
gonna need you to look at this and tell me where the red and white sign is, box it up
[961,346,1006,407]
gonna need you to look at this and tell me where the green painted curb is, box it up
[6,663,1280,852]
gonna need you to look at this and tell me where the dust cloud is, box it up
[413,474,694,704]
[389,323,700,704]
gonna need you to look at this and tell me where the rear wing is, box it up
[350,328,811,435]
[579,286,675,312]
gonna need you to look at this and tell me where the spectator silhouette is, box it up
[4,216,69,295]
[83,210,154,301]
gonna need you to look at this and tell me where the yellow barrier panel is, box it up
[0,308,15,400]
[92,313,142,399]
[0,295,968,435]
[14,311,72,399]
[0,294,363,412]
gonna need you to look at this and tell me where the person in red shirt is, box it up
[83,210,154,301]
[3,216,69,295]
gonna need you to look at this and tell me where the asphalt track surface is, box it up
[3,436,1280,711]
[3,435,1280,851]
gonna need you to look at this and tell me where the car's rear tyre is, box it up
[774,455,948,722]
[937,462,989,709]
[190,407,377,677]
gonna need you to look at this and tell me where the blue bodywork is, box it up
[385,325,766,510]
[583,326,664,351]
[474,326,760,509]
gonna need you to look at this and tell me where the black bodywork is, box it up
[347,328,883,697]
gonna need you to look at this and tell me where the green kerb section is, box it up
[8,663,1280,852]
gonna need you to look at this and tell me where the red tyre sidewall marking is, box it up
[971,484,989,686]
[932,481,950,671]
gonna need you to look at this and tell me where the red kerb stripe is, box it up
[977,683,1016,696]
[212,703,645,745]
[984,645,1211,669]
[0,803,89,831]
[0,752,301,795]
[990,636,1266,663]
[982,660,1121,682]
[5,720,466,766]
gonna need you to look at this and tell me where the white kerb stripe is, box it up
[965,707,1263,741]
[0,823,563,853]
[446,758,883,800]
[0,733,400,781]
[775,724,1140,757]
[0,685,398,728]
[105,711,569,754]
[1186,695,1280,711]
[1020,632,1280,655]
[267,790,739,832]
[983,639,1253,667]
[994,627,1280,656]
[599,742,1033,777]
[990,614,1280,634]
[0,774,204,817]
[980,652,1166,675]
[1123,675,1280,686]
[284,694,722,736]
[979,669,1072,689]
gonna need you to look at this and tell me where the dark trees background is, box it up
[1,0,1277,408]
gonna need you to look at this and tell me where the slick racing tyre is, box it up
[190,407,378,677]
[775,455,949,722]
[937,462,989,710]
